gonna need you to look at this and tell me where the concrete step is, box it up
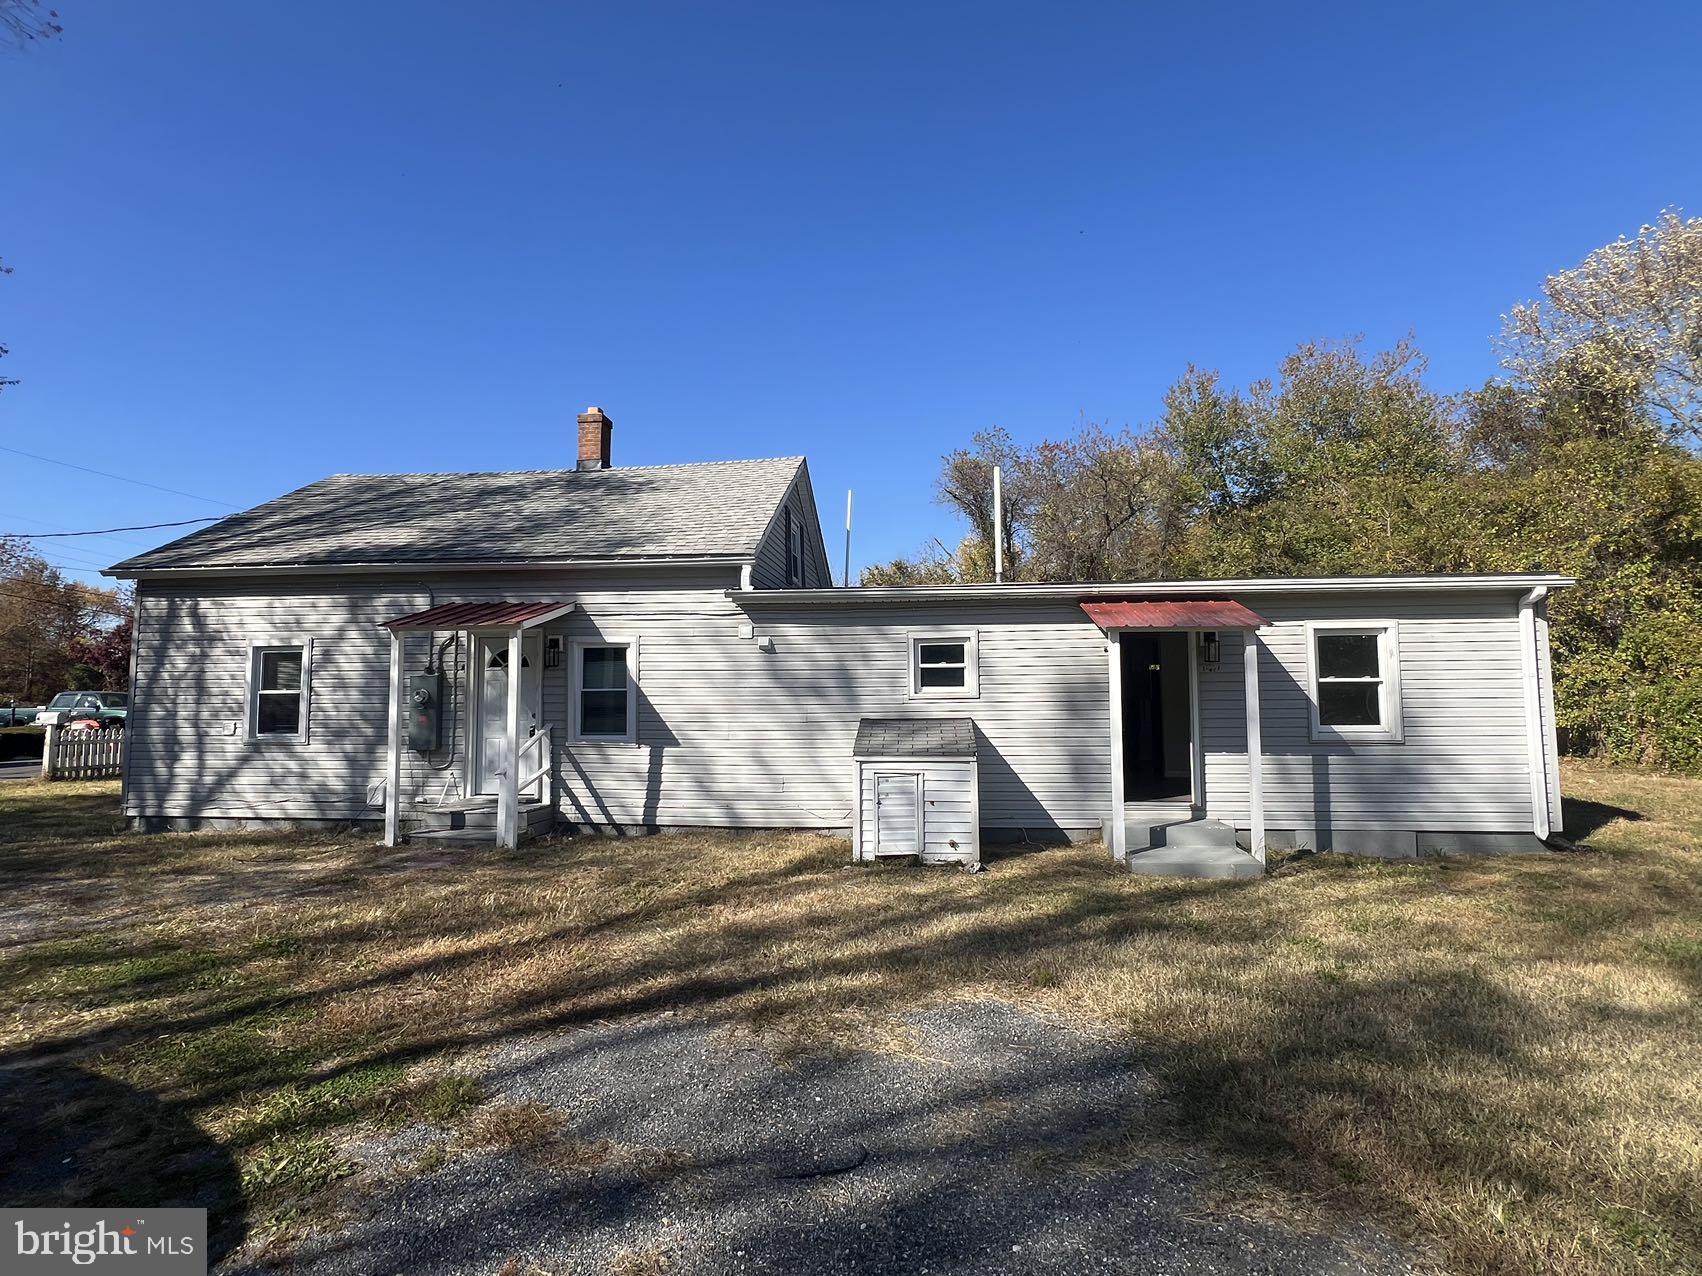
[1127,845,1263,880]
[1158,818,1239,850]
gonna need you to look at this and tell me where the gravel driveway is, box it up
[234,1002,1415,1275]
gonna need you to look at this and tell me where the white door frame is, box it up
[468,630,543,798]
[1108,627,1205,860]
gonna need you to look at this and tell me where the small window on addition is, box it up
[910,633,977,698]
[1309,623,1401,742]
[250,644,309,739]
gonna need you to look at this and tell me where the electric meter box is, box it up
[408,671,444,753]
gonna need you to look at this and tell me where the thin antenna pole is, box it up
[992,465,1004,584]
[843,489,853,588]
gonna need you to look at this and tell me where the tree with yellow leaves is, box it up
[1501,209,1702,446]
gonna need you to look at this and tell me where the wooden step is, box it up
[410,799,552,835]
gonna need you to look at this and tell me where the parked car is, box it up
[2,701,41,727]
[35,691,128,730]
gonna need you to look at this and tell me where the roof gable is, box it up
[111,457,807,574]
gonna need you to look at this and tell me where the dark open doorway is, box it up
[1121,632,1193,802]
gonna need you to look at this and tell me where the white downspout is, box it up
[1518,585,1552,841]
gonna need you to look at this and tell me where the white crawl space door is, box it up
[874,771,922,855]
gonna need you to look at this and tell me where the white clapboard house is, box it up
[106,408,1571,878]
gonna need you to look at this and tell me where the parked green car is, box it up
[36,691,128,729]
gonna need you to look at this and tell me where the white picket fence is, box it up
[41,723,126,781]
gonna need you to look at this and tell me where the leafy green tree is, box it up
[870,215,1702,769]
[1164,338,1462,577]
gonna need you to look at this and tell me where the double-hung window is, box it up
[248,641,311,741]
[573,639,637,742]
[1307,622,1402,742]
[909,631,978,699]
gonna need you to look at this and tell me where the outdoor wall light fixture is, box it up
[1200,631,1222,669]
[544,636,562,668]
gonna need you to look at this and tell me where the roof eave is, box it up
[108,553,754,581]
[728,573,1578,605]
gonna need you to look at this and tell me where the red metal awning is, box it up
[382,600,576,631]
[1080,599,1270,630]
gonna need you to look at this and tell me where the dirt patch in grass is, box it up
[2,763,1699,1275]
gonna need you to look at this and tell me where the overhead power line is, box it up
[0,444,242,508]
[2,516,222,538]
[0,583,130,619]
[3,512,163,548]
[37,548,117,572]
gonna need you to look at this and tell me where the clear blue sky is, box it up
[3,1,1698,586]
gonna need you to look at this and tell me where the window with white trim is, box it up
[572,640,637,741]
[249,642,310,740]
[909,632,978,699]
[1308,622,1402,742]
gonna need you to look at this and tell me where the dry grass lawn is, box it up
[1,761,1698,1274]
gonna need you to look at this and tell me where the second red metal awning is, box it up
[382,600,577,631]
[1081,599,1269,630]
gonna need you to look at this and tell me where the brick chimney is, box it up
[577,405,613,470]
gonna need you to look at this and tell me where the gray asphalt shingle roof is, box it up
[110,457,805,572]
[853,717,978,759]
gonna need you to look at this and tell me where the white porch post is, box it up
[384,629,404,847]
[499,627,523,849]
[1107,629,1125,860]
[1243,628,1265,863]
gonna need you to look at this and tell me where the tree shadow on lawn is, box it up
[0,1057,247,1264]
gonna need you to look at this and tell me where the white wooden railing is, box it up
[41,724,125,781]
[516,725,554,806]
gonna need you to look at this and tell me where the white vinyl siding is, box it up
[1199,593,1537,833]
[125,577,1552,842]
[125,581,1105,832]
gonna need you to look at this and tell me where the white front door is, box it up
[473,634,542,796]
